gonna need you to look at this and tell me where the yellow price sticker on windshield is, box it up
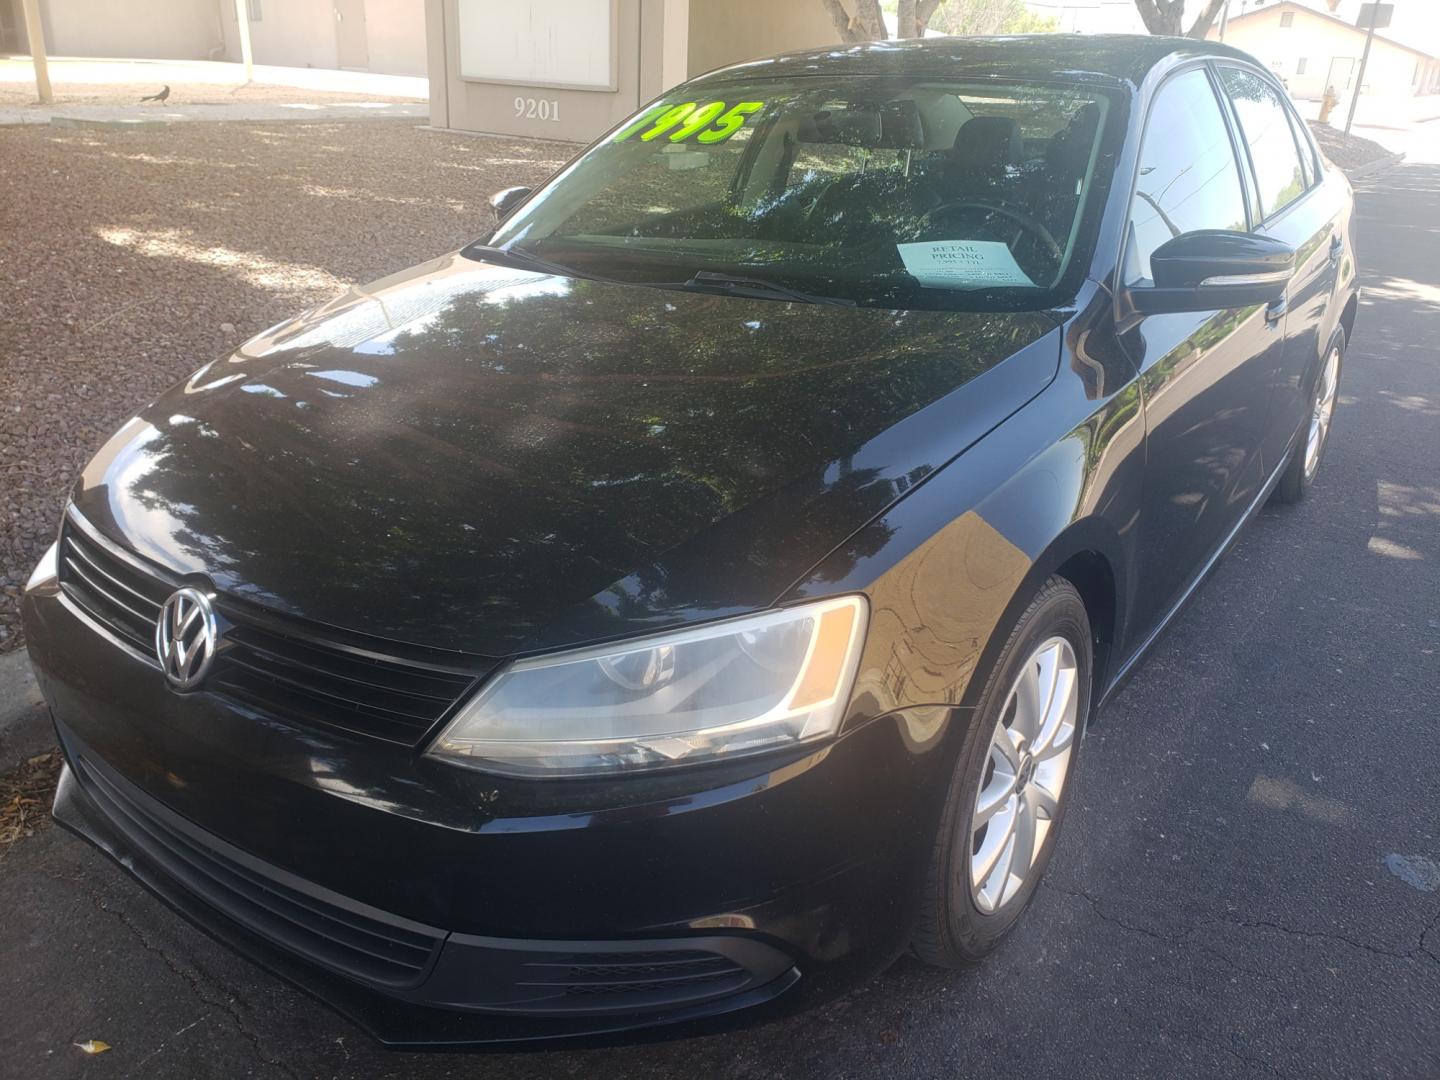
[612,101,765,145]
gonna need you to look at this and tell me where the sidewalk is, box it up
[0,55,427,99]
[0,55,427,126]
[2,101,426,126]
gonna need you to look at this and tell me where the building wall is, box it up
[40,0,223,60]
[430,0,650,143]
[221,0,340,70]
[427,0,843,142]
[685,0,837,79]
[1210,5,1439,100]
[364,0,427,76]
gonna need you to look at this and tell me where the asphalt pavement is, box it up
[2,159,1437,1079]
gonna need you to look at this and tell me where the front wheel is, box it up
[1273,335,1343,504]
[911,578,1091,967]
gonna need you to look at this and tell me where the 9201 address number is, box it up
[515,96,560,122]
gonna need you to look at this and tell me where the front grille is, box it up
[58,512,489,747]
[58,518,169,655]
[70,743,444,988]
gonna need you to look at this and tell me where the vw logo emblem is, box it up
[155,587,218,690]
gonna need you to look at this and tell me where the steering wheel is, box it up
[918,199,1063,261]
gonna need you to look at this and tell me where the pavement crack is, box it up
[1045,882,1179,946]
[74,883,301,1080]
[1047,882,1439,971]
[1421,909,1440,965]
[1198,914,1419,962]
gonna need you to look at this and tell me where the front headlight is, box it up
[428,596,867,777]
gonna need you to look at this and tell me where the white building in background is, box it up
[1209,1,1440,100]
[0,0,428,77]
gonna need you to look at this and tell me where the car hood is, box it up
[73,252,1060,657]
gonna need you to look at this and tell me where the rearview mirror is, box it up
[1127,230,1296,316]
[489,186,532,221]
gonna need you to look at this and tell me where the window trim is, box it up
[1212,61,1318,229]
[1114,60,1254,292]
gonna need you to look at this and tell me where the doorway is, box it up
[334,0,369,70]
[1325,56,1358,94]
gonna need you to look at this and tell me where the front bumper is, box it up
[26,576,965,1047]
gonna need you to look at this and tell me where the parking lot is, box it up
[1,124,1437,1078]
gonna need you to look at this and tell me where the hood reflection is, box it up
[75,253,1057,656]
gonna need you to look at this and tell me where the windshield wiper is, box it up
[677,271,856,308]
[465,244,615,284]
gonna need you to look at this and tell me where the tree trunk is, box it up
[820,0,888,42]
[1132,0,1184,36]
[1184,0,1228,39]
[898,0,918,38]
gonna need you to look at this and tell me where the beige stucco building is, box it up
[5,0,428,77]
[1208,1,1439,101]
[423,0,843,142]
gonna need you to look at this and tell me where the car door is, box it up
[1216,65,1340,474]
[1119,65,1286,641]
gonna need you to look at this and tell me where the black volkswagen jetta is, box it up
[23,35,1356,1046]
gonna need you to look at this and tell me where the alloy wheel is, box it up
[1304,346,1340,481]
[968,636,1079,915]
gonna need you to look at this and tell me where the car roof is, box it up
[695,33,1261,91]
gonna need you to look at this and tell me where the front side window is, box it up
[484,77,1119,310]
[1125,69,1247,286]
[1220,68,1308,221]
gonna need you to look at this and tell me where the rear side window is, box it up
[1284,104,1317,189]
[1219,68,1308,220]
[1125,68,1248,286]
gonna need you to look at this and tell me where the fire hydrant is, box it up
[1318,84,1340,125]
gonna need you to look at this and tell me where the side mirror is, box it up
[1127,230,1296,316]
[489,186,532,221]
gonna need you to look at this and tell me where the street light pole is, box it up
[1344,2,1383,135]
[1218,0,1232,42]
[21,0,51,105]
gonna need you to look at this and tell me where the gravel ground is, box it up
[1309,119,1394,170]
[0,119,577,652]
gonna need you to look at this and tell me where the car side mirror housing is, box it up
[1126,230,1296,316]
[489,186,532,221]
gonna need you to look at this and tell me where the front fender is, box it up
[788,314,1145,729]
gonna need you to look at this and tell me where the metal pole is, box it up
[1345,3,1382,135]
[233,0,254,83]
[21,0,51,105]
[1218,0,1231,42]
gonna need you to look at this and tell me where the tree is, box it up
[933,0,1059,35]
[1131,0,1229,39]
[819,0,888,41]
[820,0,1054,40]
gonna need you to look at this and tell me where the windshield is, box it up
[482,76,1118,310]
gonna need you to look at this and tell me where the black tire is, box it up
[911,577,1092,968]
[1272,331,1345,505]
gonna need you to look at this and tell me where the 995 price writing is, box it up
[612,100,766,145]
[515,96,559,122]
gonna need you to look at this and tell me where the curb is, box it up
[0,650,52,775]
[1346,151,1407,181]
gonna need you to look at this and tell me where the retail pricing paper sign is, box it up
[896,240,1037,289]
